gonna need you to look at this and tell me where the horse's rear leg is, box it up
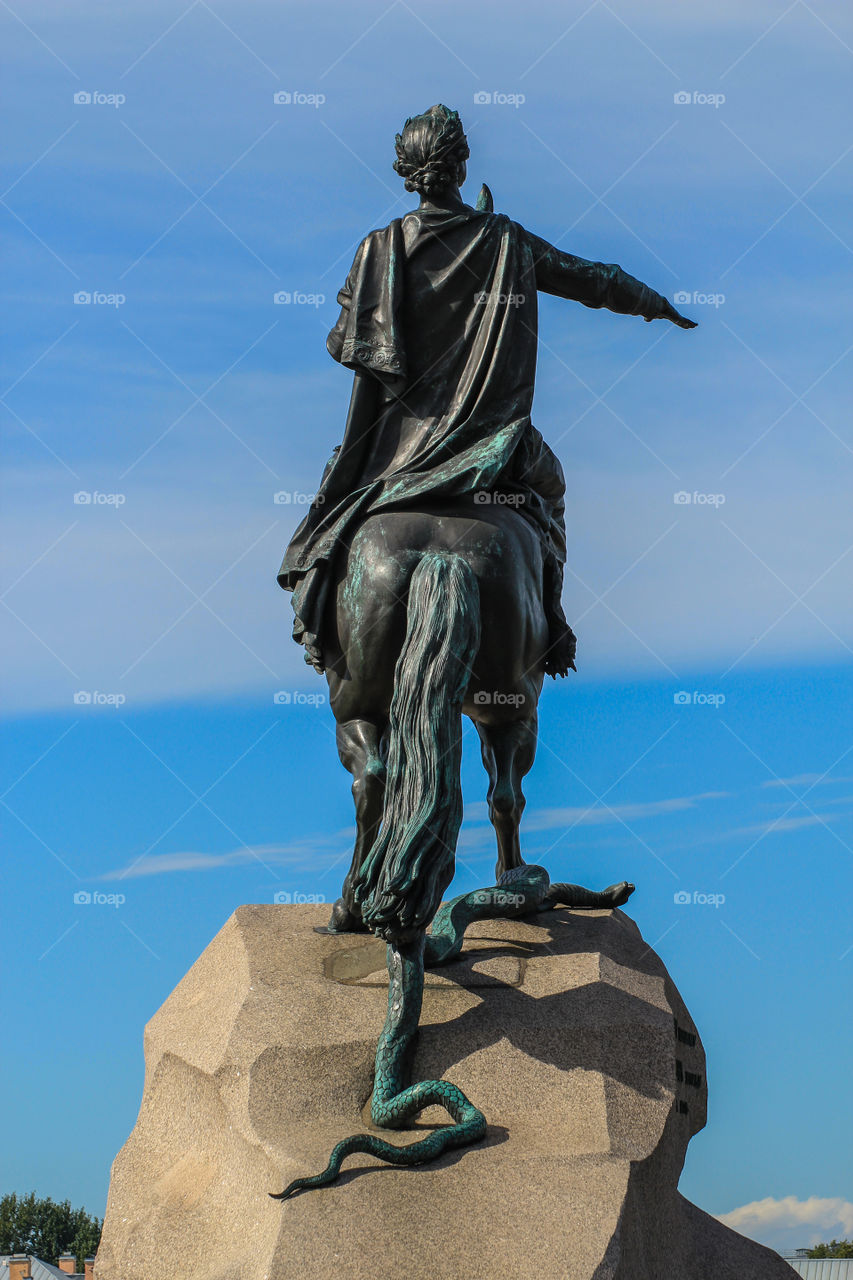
[475,714,537,882]
[326,718,387,933]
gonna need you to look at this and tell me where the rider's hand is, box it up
[654,299,697,329]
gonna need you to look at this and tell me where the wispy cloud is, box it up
[101,829,354,879]
[457,790,728,850]
[729,813,841,837]
[718,1195,853,1251]
[523,792,729,831]
[104,792,728,874]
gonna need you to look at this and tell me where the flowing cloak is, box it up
[277,205,671,665]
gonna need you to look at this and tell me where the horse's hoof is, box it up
[318,898,371,935]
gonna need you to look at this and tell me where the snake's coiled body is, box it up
[272,865,633,1199]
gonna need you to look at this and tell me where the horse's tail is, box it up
[353,552,480,942]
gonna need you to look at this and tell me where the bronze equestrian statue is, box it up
[273,105,696,1198]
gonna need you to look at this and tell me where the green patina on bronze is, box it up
[272,867,634,1199]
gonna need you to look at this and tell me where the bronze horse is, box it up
[327,498,552,938]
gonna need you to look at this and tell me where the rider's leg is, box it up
[513,433,577,680]
[475,713,537,882]
[327,718,387,932]
[542,550,577,679]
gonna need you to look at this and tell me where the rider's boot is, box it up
[542,556,577,678]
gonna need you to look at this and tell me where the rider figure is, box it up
[278,105,695,677]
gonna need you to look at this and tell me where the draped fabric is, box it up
[277,204,670,666]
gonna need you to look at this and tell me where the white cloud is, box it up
[104,792,725,877]
[2,0,850,717]
[729,813,839,837]
[524,792,728,831]
[4,453,850,714]
[718,1196,853,1253]
[101,830,354,879]
[457,791,728,851]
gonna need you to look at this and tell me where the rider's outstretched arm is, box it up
[523,228,697,329]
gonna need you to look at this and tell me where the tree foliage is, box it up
[808,1239,853,1257]
[0,1192,102,1271]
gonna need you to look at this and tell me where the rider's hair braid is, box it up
[393,104,469,197]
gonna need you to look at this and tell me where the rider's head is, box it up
[393,104,469,198]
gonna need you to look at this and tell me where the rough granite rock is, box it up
[95,905,797,1280]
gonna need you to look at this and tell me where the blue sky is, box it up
[1,0,851,1255]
